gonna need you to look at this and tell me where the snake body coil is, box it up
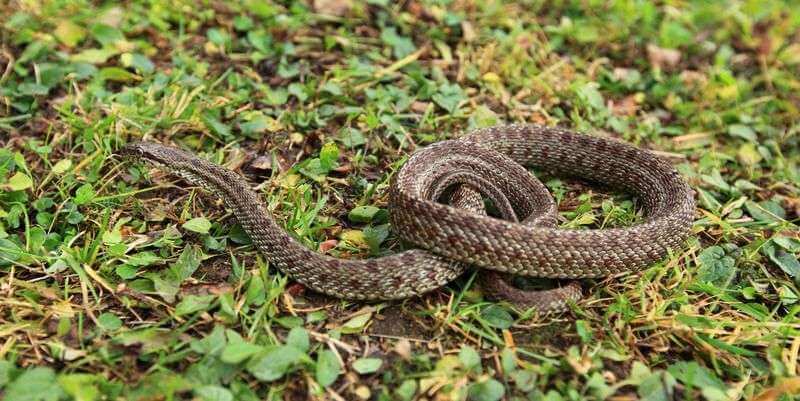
[120,124,695,312]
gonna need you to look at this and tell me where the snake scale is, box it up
[120,124,695,312]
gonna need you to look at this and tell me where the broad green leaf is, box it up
[340,127,366,147]
[727,124,757,141]
[113,328,173,354]
[763,243,800,278]
[233,15,253,30]
[247,30,273,54]
[576,319,593,343]
[349,205,381,223]
[221,342,262,364]
[4,367,64,401]
[696,246,736,287]
[201,112,231,139]
[265,88,288,106]
[363,224,389,254]
[175,294,215,316]
[6,172,33,191]
[510,370,536,392]
[480,305,513,329]
[183,217,212,234]
[99,67,138,82]
[57,374,98,401]
[432,83,465,114]
[52,159,72,175]
[0,238,23,265]
[458,345,481,371]
[500,347,516,374]
[286,327,309,352]
[239,113,275,136]
[97,312,122,331]
[149,273,180,303]
[0,360,11,387]
[247,346,307,381]
[102,229,122,245]
[737,143,761,166]
[90,23,124,46]
[245,274,265,306]
[274,315,304,329]
[54,20,86,47]
[127,251,162,266]
[779,286,799,304]
[380,27,415,59]
[576,82,605,110]
[745,200,786,223]
[352,357,382,374]
[120,53,154,74]
[702,171,732,193]
[74,183,95,205]
[315,350,340,387]
[395,380,418,401]
[666,361,725,389]
[206,28,229,47]
[321,81,343,96]
[191,325,227,355]
[169,245,204,281]
[638,371,676,401]
[195,385,233,401]
[319,142,339,172]
[341,311,372,333]
[468,105,499,129]
[467,378,505,401]
[115,264,137,279]
[666,362,727,401]
[71,48,117,64]
[659,21,692,48]
[17,82,49,96]
[774,235,800,252]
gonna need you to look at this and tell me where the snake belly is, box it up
[120,124,695,311]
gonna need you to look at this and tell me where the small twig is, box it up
[308,330,361,354]
[367,333,430,343]
[0,46,14,85]
[374,46,428,78]
[82,263,116,294]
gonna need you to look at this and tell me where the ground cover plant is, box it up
[1,0,799,400]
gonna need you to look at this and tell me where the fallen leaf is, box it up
[751,377,800,401]
[354,385,371,400]
[318,239,338,253]
[647,44,682,69]
[462,21,476,42]
[286,283,306,297]
[394,339,411,360]
[737,143,762,166]
[502,329,515,348]
[410,101,429,113]
[612,67,638,81]
[313,0,352,16]
[54,20,86,47]
[610,94,641,116]
[680,70,708,87]
[672,133,712,150]
[250,155,272,170]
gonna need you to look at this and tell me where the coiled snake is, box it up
[120,124,695,312]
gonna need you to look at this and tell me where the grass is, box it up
[1,0,799,400]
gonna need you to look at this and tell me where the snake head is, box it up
[118,142,183,167]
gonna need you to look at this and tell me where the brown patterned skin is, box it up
[119,124,695,312]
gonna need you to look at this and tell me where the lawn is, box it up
[1,0,799,400]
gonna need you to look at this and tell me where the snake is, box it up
[119,124,695,312]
